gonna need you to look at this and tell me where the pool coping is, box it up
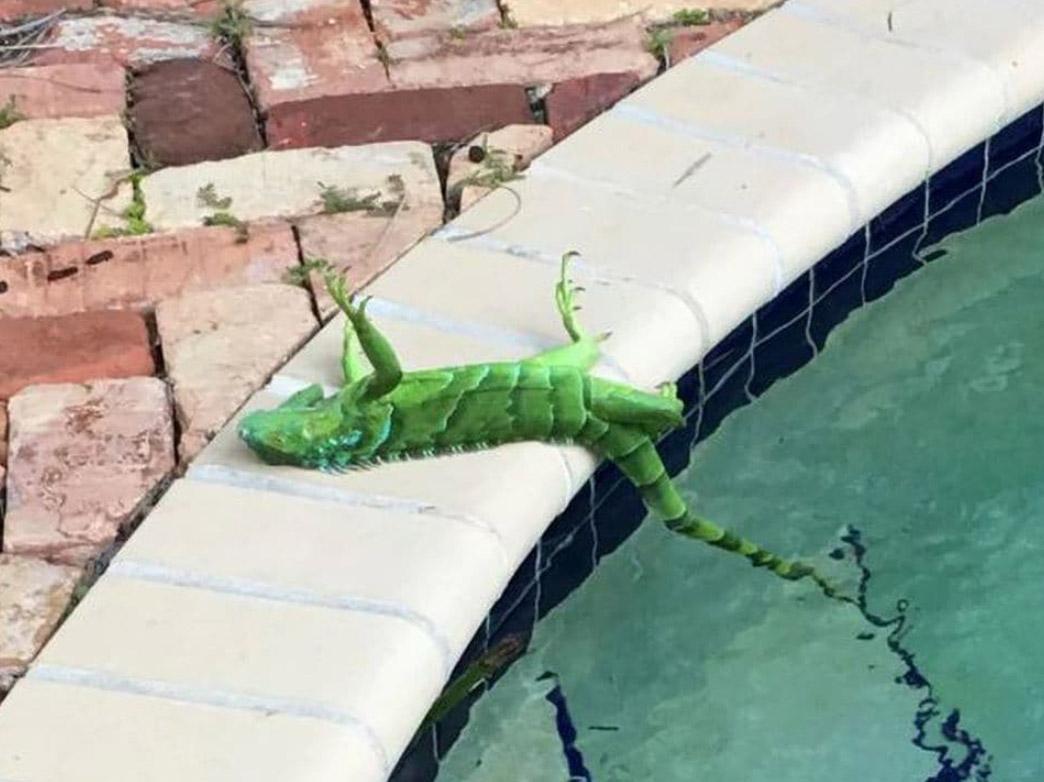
[3,1,1044,780]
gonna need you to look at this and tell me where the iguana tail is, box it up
[588,419,838,596]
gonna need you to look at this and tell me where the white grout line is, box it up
[26,665,392,775]
[106,562,457,679]
[697,50,936,177]
[781,0,1014,127]
[526,160,789,295]
[186,464,512,568]
[611,102,866,234]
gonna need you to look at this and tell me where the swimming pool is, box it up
[390,108,1044,781]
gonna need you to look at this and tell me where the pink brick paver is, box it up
[545,70,643,139]
[156,284,318,461]
[3,378,175,565]
[0,555,81,693]
[297,195,445,315]
[0,0,91,22]
[31,15,228,69]
[0,401,7,466]
[447,123,552,205]
[0,310,154,399]
[667,19,746,65]
[371,0,502,41]
[0,224,299,319]
[97,0,221,16]
[387,19,658,89]
[255,16,656,148]
[0,63,125,121]
[130,58,263,166]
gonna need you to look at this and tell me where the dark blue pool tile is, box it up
[750,312,815,397]
[488,548,539,639]
[675,362,702,410]
[391,728,438,782]
[659,412,699,477]
[863,230,921,303]
[541,483,593,551]
[701,318,753,394]
[869,183,926,253]
[809,254,864,351]
[538,518,596,618]
[698,348,753,441]
[981,154,1042,220]
[988,104,1044,175]
[813,229,866,300]
[592,477,646,561]
[923,186,982,248]
[928,141,986,216]
[754,271,810,338]
[434,685,486,760]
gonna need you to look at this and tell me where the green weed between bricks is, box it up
[197,183,248,242]
[92,172,153,239]
[0,96,24,130]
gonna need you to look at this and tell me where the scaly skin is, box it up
[240,254,837,593]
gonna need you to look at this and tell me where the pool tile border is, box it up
[397,100,1044,777]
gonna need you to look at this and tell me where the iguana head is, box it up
[238,383,392,469]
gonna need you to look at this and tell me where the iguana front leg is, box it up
[326,272,403,399]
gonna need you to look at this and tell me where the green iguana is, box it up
[239,253,836,594]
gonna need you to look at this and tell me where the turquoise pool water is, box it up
[438,194,1044,781]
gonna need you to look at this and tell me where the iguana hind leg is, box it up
[340,316,369,384]
[528,252,607,370]
[325,271,402,399]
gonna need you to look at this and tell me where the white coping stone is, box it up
[4,2,1044,780]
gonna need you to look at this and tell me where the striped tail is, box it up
[595,424,838,596]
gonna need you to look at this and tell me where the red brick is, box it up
[4,378,174,565]
[239,0,367,26]
[31,15,228,69]
[0,401,7,466]
[386,18,658,89]
[0,310,155,399]
[245,18,388,111]
[97,0,221,17]
[296,195,444,315]
[546,70,642,140]
[130,58,262,166]
[266,83,533,148]
[0,224,299,319]
[0,0,91,22]
[667,19,745,65]
[0,63,125,121]
[256,17,656,147]
[371,0,502,41]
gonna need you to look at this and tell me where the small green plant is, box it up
[448,25,467,40]
[672,8,710,26]
[0,96,24,130]
[195,183,247,241]
[196,182,233,210]
[317,182,401,216]
[210,0,252,48]
[646,27,675,59]
[203,211,249,242]
[285,256,335,287]
[92,171,153,238]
